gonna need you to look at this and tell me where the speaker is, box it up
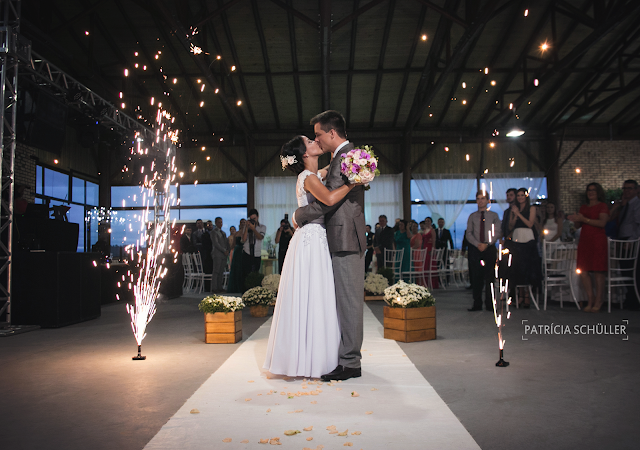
[18,86,67,154]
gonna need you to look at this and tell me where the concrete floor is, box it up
[1,289,638,450]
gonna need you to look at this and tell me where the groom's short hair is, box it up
[310,110,347,139]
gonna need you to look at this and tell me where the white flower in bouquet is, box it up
[261,274,281,295]
[242,286,274,306]
[383,280,435,308]
[364,273,389,295]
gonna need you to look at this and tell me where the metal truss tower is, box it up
[0,0,29,325]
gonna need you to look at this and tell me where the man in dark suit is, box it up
[374,215,395,268]
[435,218,454,250]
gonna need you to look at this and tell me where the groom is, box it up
[293,110,366,381]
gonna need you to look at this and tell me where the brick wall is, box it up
[558,140,640,214]
[15,142,36,202]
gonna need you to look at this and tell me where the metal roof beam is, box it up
[320,0,331,111]
[369,0,395,127]
[286,0,304,127]
[251,0,280,128]
[193,0,244,28]
[267,0,319,30]
[332,0,387,32]
[392,3,426,127]
[412,0,468,28]
[346,0,360,126]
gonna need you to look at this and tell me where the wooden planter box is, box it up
[249,304,269,317]
[383,306,436,342]
[364,290,385,301]
[204,311,242,343]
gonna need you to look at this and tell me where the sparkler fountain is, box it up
[482,182,512,367]
[126,109,178,360]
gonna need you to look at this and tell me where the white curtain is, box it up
[412,174,476,228]
[255,174,402,237]
[255,176,299,248]
[481,172,545,213]
[364,174,402,226]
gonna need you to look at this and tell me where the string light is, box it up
[575,168,581,173]
[534,79,539,86]
[466,154,470,161]
[444,146,449,152]
[490,142,495,148]
[172,78,177,84]
[462,82,466,88]
[491,80,496,86]
[200,101,205,107]
[484,67,489,74]
[124,69,129,77]
[524,9,529,16]
[462,100,467,105]
[421,34,427,41]
[540,42,549,51]
[237,100,242,106]
[231,65,236,71]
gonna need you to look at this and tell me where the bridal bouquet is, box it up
[340,145,379,189]
[242,286,275,306]
[198,295,245,313]
[384,280,435,308]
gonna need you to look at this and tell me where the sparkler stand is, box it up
[495,349,509,367]
[132,344,146,360]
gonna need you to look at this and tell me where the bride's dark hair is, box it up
[280,136,307,175]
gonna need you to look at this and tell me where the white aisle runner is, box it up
[145,305,480,450]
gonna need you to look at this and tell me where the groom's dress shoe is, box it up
[321,365,361,381]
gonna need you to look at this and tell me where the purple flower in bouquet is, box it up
[339,145,380,189]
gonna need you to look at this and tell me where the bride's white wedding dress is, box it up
[263,170,340,378]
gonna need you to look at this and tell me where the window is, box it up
[34,165,98,252]
[110,183,248,256]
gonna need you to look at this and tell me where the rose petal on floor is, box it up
[189,409,199,414]
[222,438,232,442]
[303,426,313,431]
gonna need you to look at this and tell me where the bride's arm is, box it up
[304,175,355,206]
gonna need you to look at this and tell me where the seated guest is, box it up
[568,183,610,312]
[374,215,395,267]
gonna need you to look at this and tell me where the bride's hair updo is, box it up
[280,136,307,175]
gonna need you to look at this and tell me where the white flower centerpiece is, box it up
[242,286,274,317]
[261,274,281,297]
[383,281,436,343]
[199,295,245,344]
[384,280,435,308]
[364,273,389,300]
[198,294,245,313]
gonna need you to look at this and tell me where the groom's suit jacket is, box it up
[295,142,366,255]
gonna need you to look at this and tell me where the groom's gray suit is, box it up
[295,142,366,369]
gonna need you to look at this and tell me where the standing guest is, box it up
[374,215,395,267]
[275,218,294,274]
[539,202,563,242]
[422,217,439,289]
[193,219,206,253]
[435,218,454,250]
[226,220,246,293]
[364,225,374,272]
[466,191,501,311]
[559,210,575,242]
[201,220,214,290]
[227,225,237,266]
[508,188,542,307]
[568,183,610,312]
[180,225,197,254]
[501,188,517,245]
[394,219,412,279]
[210,217,229,292]
[419,220,427,235]
[409,221,424,285]
[609,180,640,310]
[242,209,266,280]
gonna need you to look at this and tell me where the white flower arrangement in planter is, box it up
[241,286,274,306]
[261,274,281,295]
[198,295,245,313]
[364,273,389,295]
[383,280,435,308]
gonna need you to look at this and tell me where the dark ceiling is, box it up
[21,0,640,150]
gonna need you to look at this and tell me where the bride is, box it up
[263,136,358,378]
